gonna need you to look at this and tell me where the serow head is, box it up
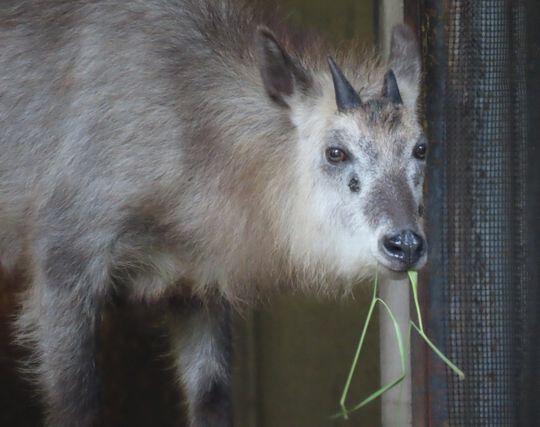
[255,25,427,280]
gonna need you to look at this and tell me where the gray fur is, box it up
[0,1,425,425]
[167,300,233,427]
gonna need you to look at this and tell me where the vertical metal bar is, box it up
[379,277,412,427]
[378,0,405,56]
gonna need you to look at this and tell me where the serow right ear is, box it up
[388,24,421,109]
[255,26,311,107]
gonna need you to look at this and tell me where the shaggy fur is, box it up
[0,0,425,425]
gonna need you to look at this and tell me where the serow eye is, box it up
[326,147,348,163]
[413,142,428,160]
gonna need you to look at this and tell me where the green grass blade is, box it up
[335,279,408,420]
[410,321,465,380]
[338,273,379,419]
[376,298,407,371]
[408,270,424,331]
[408,271,464,380]
[331,373,406,418]
[334,270,464,422]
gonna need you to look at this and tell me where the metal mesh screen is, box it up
[418,0,540,425]
[445,2,521,425]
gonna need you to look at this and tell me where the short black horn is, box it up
[382,70,402,104]
[327,56,362,112]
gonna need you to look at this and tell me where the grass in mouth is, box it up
[333,271,465,420]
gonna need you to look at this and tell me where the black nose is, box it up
[382,230,425,268]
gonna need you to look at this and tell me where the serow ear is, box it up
[388,24,421,109]
[255,26,311,107]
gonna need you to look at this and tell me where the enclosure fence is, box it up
[413,0,540,426]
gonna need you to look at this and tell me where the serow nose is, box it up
[383,230,425,268]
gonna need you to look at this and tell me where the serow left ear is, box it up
[255,26,311,107]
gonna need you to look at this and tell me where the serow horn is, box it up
[382,70,402,105]
[327,56,362,112]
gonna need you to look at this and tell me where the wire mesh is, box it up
[421,0,538,426]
